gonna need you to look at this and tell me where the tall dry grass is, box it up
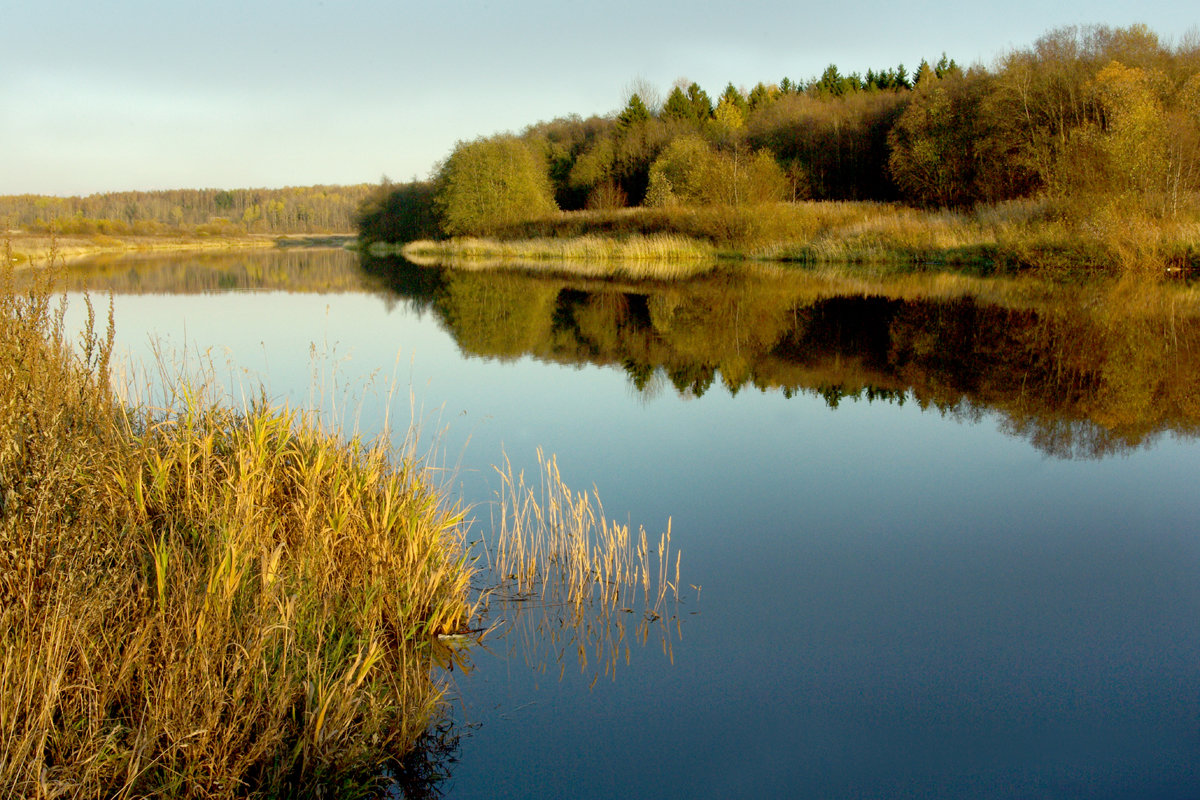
[476,450,683,684]
[401,198,1200,276]
[0,241,475,798]
[401,235,718,280]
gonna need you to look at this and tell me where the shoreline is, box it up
[367,199,1200,279]
[6,231,358,267]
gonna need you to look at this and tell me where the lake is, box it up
[60,248,1200,799]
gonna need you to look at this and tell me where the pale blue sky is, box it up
[3,0,1195,196]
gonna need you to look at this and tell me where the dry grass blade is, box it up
[478,448,684,682]
[0,237,475,798]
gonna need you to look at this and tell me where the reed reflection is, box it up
[479,449,683,687]
[435,449,685,690]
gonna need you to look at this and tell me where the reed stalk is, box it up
[0,240,475,798]
[478,449,683,682]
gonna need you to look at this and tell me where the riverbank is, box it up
[6,231,357,266]
[380,200,1200,278]
[0,253,472,796]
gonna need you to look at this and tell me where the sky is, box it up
[3,0,1196,197]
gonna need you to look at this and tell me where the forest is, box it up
[0,184,374,236]
[356,24,1200,270]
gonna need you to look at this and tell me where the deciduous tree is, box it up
[434,136,558,236]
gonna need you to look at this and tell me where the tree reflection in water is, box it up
[362,255,1200,459]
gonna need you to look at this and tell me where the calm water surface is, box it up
[63,249,1200,799]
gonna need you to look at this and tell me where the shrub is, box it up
[435,136,558,236]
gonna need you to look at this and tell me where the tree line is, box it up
[2,185,376,236]
[357,24,1200,243]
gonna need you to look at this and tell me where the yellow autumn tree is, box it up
[435,136,558,236]
[1091,61,1171,203]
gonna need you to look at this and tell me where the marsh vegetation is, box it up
[479,449,682,684]
[0,245,683,797]
[0,246,478,797]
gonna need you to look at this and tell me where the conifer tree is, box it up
[719,83,749,116]
[662,86,695,122]
[686,83,714,120]
[747,82,775,111]
[617,93,651,130]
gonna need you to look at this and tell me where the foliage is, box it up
[356,22,1200,258]
[746,90,906,200]
[617,93,651,130]
[435,137,558,236]
[645,135,717,206]
[355,180,439,243]
[0,184,373,236]
[887,69,1023,207]
[661,85,699,124]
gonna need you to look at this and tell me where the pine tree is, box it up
[719,83,748,116]
[686,83,713,120]
[662,86,694,122]
[747,82,775,111]
[617,93,651,131]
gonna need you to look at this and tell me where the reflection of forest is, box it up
[363,256,1200,459]
[47,248,372,295]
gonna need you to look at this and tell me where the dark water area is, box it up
[61,249,1200,798]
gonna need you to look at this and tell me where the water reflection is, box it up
[58,247,1200,460]
[362,255,1200,459]
[49,249,1200,797]
[47,247,371,294]
[384,717,463,799]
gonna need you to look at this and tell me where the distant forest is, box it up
[1,185,375,236]
[358,23,1200,243]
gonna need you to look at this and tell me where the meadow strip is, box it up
[388,199,1200,277]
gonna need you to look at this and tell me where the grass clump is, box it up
[400,234,718,280]
[477,449,683,683]
[0,243,474,798]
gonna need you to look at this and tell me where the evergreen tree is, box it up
[686,83,714,120]
[617,93,651,130]
[662,86,695,122]
[747,82,775,111]
[934,53,961,79]
[719,83,749,116]
[815,64,852,97]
